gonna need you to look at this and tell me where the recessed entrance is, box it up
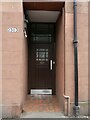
[28,23,56,95]
[22,1,65,116]
[23,95,61,112]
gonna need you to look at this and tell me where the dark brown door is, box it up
[29,43,55,94]
[28,23,55,94]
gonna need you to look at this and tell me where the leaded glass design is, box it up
[36,49,48,61]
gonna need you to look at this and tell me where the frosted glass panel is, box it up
[36,49,48,61]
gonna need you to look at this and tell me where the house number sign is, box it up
[7,27,19,33]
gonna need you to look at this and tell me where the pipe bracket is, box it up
[73,105,80,117]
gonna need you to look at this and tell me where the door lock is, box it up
[53,61,55,64]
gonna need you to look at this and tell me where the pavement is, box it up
[20,112,89,119]
[20,112,66,118]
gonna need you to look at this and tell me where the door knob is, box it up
[53,61,55,64]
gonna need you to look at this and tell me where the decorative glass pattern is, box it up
[36,49,48,61]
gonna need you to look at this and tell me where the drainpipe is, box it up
[63,95,70,116]
[73,0,80,117]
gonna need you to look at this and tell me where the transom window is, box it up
[30,23,55,43]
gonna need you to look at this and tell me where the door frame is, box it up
[28,22,56,95]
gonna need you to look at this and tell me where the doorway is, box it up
[23,1,65,115]
[28,23,56,95]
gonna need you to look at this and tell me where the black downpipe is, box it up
[73,0,80,117]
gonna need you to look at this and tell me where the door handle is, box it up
[50,60,53,70]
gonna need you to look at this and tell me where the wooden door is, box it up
[28,23,56,94]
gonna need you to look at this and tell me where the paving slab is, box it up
[20,112,66,118]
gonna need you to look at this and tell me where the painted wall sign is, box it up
[7,28,19,33]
